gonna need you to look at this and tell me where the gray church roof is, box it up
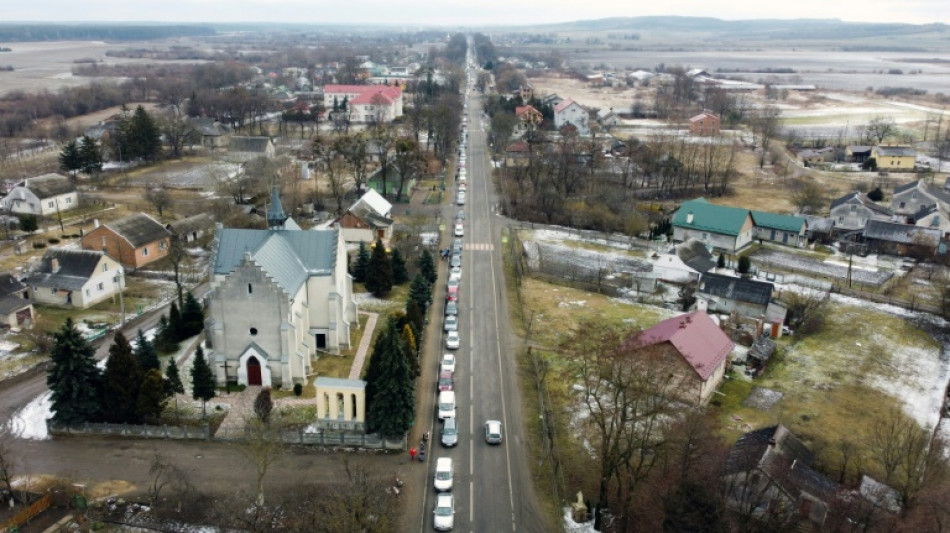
[212,227,338,294]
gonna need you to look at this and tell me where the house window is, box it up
[102,263,108,272]
[900,202,906,209]
[101,236,107,246]
[159,241,166,250]
[838,216,844,223]
[47,201,54,208]
[51,288,56,295]
[65,197,72,204]
[850,204,856,213]
[97,282,104,291]
[248,283,253,295]
[701,233,708,241]
[86,289,90,296]
[142,248,149,256]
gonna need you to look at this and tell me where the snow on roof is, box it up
[352,189,392,218]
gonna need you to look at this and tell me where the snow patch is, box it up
[6,391,52,440]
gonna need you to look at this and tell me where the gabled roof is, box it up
[802,215,834,233]
[554,98,580,114]
[191,118,230,137]
[229,136,272,154]
[699,272,774,306]
[689,111,719,123]
[103,213,170,248]
[675,239,716,274]
[212,227,338,295]
[515,105,541,117]
[830,192,892,215]
[751,210,806,233]
[21,174,75,200]
[350,189,392,219]
[323,84,402,99]
[506,140,530,153]
[846,145,872,153]
[0,274,26,299]
[167,213,215,237]
[672,198,750,237]
[0,273,30,315]
[893,179,924,196]
[874,145,915,157]
[635,311,734,381]
[863,219,940,245]
[25,249,106,291]
[722,424,814,476]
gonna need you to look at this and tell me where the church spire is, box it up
[266,184,287,229]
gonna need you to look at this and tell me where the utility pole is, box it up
[117,266,125,326]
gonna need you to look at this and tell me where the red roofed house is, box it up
[322,84,403,123]
[635,310,734,404]
[514,105,543,137]
[689,111,721,136]
[553,98,590,136]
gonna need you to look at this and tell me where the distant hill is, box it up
[0,24,216,42]
[533,16,948,41]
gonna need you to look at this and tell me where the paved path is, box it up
[210,386,261,436]
[348,311,379,379]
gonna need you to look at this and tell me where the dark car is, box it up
[441,417,459,447]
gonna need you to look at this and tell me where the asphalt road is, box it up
[419,67,550,532]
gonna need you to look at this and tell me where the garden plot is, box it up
[522,230,651,286]
[751,248,894,286]
[124,159,241,189]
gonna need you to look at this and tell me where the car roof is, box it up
[487,420,502,429]
[437,457,452,468]
[437,493,453,505]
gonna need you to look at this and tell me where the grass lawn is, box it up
[713,303,942,481]
[311,313,371,379]
[276,405,318,429]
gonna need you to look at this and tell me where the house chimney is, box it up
[93,219,100,229]
[686,212,694,224]
[51,258,60,273]
[768,438,777,446]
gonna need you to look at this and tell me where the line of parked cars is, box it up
[433,66,504,532]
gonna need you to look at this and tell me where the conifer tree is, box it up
[418,249,437,283]
[154,315,180,353]
[168,302,184,342]
[181,291,204,338]
[364,238,393,297]
[400,323,420,377]
[101,331,142,423]
[134,329,161,371]
[190,345,216,417]
[78,134,103,175]
[47,317,102,425]
[391,247,409,285]
[164,357,185,412]
[352,242,370,283]
[408,273,432,314]
[59,140,82,176]
[365,318,414,438]
[253,388,273,424]
[136,369,169,421]
[405,299,424,339]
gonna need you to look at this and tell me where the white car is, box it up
[449,266,462,282]
[445,331,460,350]
[440,353,456,373]
[434,457,453,491]
[456,193,466,206]
[433,493,455,531]
[443,314,458,332]
[454,223,464,237]
[485,420,504,444]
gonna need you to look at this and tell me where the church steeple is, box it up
[266,184,287,229]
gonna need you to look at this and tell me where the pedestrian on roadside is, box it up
[410,447,417,462]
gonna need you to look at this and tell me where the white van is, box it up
[438,390,456,420]
[434,457,453,491]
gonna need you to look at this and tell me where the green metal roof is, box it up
[672,198,750,237]
[751,211,807,233]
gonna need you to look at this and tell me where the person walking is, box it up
[409,447,417,462]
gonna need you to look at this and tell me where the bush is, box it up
[32,242,46,249]
[293,383,303,396]
[737,255,751,274]
[47,238,60,244]
[867,187,884,202]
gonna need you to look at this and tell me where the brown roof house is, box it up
[0,273,33,327]
[24,249,124,309]
[82,213,172,269]
[0,173,78,217]
[633,310,735,404]
[689,111,721,136]
[334,189,394,244]
[722,424,838,529]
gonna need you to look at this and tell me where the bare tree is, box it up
[144,182,173,217]
[866,116,898,144]
[146,453,193,507]
[750,105,782,168]
[240,415,285,507]
[312,135,349,213]
[790,177,827,215]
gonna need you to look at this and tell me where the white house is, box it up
[24,249,124,309]
[334,189,394,244]
[553,98,590,135]
[323,85,403,123]
[206,187,358,388]
[1,174,78,217]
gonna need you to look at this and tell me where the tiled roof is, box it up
[830,191,892,216]
[229,136,272,154]
[675,239,716,273]
[802,215,834,233]
[723,424,814,476]
[863,219,940,245]
[751,210,807,233]
[212,227,338,295]
[874,146,915,157]
[672,198,750,237]
[634,310,734,381]
[699,272,774,305]
[506,140,530,153]
[893,179,922,195]
[104,213,170,248]
[689,112,718,122]
[167,213,215,237]
[22,174,75,200]
[0,274,30,316]
[25,249,105,291]
[515,105,540,117]
[0,274,26,299]
[554,98,580,114]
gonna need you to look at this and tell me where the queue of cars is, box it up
[433,60,505,532]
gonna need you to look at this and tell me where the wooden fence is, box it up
[1,492,52,531]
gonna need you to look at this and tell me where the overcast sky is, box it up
[6,0,948,26]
